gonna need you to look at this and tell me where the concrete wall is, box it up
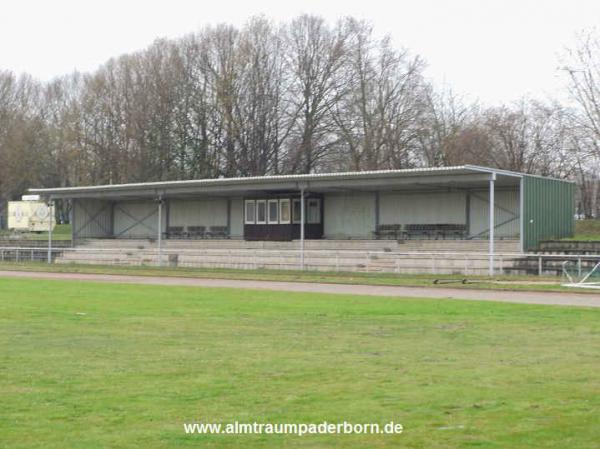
[113,200,164,238]
[469,188,520,238]
[72,199,112,238]
[380,191,466,225]
[324,193,376,239]
[168,198,228,229]
[230,198,244,238]
[329,188,520,239]
[73,187,520,240]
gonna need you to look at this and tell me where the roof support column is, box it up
[374,191,380,232]
[489,174,496,276]
[519,177,525,253]
[465,191,471,237]
[70,199,76,246]
[47,198,53,264]
[157,196,163,267]
[300,188,305,270]
[226,198,231,238]
[109,201,115,237]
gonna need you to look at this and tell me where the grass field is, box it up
[570,219,600,241]
[0,224,72,241]
[1,278,598,448]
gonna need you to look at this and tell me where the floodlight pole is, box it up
[47,198,53,264]
[157,195,163,267]
[489,173,496,276]
[300,187,305,270]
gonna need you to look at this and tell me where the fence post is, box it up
[538,256,543,276]
[16,249,19,263]
[47,199,54,264]
[578,257,582,278]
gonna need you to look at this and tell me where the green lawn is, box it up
[1,278,598,448]
[0,223,72,240]
[570,219,600,241]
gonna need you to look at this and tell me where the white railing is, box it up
[1,246,599,277]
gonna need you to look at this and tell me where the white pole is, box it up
[300,188,305,270]
[489,173,496,276]
[157,196,163,267]
[47,199,53,264]
[519,176,525,253]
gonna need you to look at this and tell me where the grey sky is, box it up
[1,0,599,105]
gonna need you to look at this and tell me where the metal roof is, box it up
[28,165,567,199]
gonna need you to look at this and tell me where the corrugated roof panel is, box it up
[31,165,519,196]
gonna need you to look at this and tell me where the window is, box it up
[292,198,320,224]
[268,199,279,224]
[256,200,266,224]
[244,200,255,224]
[279,199,291,224]
[307,199,321,224]
[292,199,302,224]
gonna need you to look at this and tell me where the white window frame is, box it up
[244,200,256,224]
[268,199,279,224]
[279,199,291,224]
[292,198,301,224]
[307,198,321,224]
[256,200,267,224]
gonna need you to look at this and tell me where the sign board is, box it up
[8,201,55,232]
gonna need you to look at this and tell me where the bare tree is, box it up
[282,15,350,173]
[331,19,427,171]
[562,31,600,157]
[417,86,475,166]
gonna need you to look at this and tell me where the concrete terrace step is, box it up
[56,248,519,276]
[55,238,524,275]
[78,238,521,253]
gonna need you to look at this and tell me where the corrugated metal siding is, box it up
[324,193,376,238]
[469,188,520,238]
[169,199,228,228]
[72,199,112,238]
[113,200,163,238]
[380,192,466,225]
[523,176,575,250]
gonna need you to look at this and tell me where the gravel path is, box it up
[1,270,599,308]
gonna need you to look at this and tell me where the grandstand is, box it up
[29,166,575,275]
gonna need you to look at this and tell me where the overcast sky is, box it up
[1,0,598,105]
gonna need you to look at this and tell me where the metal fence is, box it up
[1,246,599,277]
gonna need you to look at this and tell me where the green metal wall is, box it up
[523,176,575,250]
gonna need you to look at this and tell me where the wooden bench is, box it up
[186,226,206,239]
[166,226,185,239]
[206,226,229,239]
[438,223,467,239]
[373,224,402,240]
[404,224,467,240]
